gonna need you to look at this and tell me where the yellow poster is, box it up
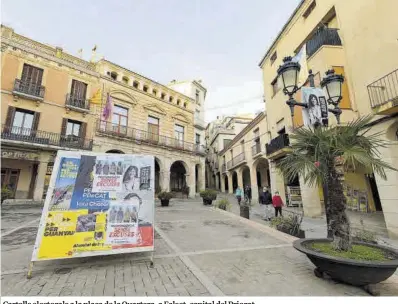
[38,210,111,259]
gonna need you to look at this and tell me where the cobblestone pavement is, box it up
[2,198,398,296]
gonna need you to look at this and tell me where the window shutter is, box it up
[79,122,87,139]
[31,112,41,138]
[61,118,68,136]
[4,106,16,133]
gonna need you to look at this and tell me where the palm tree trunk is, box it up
[326,164,352,251]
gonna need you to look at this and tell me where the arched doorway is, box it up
[232,171,238,192]
[242,165,251,188]
[106,149,124,154]
[224,175,229,193]
[255,158,270,189]
[212,174,216,189]
[195,164,200,193]
[170,161,187,192]
[155,158,161,193]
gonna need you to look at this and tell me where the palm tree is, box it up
[277,116,396,251]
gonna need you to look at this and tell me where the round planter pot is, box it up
[160,199,170,207]
[240,205,250,219]
[202,199,213,205]
[293,238,398,286]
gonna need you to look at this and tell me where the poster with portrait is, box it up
[31,151,154,261]
[301,87,329,127]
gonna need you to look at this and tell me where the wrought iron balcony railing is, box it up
[367,69,398,108]
[266,133,290,156]
[13,79,45,99]
[306,28,342,58]
[251,143,262,156]
[227,153,246,170]
[97,120,206,155]
[65,93,90,111]
[1,125,93,150]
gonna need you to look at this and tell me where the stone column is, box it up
[375,144,398,239]
[162,170,170,192]
[199,164,206,193]
[215,174,220,191]
[33,153,50,201]
[186,171,196,198]
[299,174,323,217]
[228,172,234,194]
[250,165,259,203]
[269,161,286,201]
[237,169,244,189]
[220,174,226,192]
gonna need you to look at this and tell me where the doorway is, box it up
[1,168,20,198]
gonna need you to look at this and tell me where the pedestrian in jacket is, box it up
[235,187,243,204]
[244,185,252,203]
[272,191,284,217]
[262,187,273,220]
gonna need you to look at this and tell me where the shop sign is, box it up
[1,150,39,161]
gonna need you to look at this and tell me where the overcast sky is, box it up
[1,0,300,122]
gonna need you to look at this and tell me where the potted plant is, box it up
[1,186,13,204]
[214,198,231,211]
[200,189,217,205]
[270,215,305,238]
[157,191,174,207]
[277,116,398,294]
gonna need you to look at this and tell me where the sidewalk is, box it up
[217,193,398,249]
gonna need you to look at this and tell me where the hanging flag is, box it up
[90,88,102,104]
[292,44,309,85]
[102,93,112,120]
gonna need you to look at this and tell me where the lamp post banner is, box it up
[301,87,328,127]
[31,151,154,261]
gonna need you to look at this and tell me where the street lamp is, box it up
[276,56,345,125]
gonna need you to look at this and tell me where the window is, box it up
[70,79,87,107]
[12,109,34,135]
[20,64,44,96]
[169,96,174,103]
[133,81,139,89]
[122,76,129,84]
[1,168,20,198]
[303,0,316,19]
[112,105,128,134]
[271,77,279,96]
[66,120,81,137]
[152,89,157,96]
[223,139,231,149]
[174,124,184,147]
[161,93,166,100]
[254,128,260,141]
[270,51,277,65]
[143,85,148,92]
[195,90,200,104]
[110,72,118,81]
[183,102,187,108]
[148,116,159,142]
[195,133,200,144]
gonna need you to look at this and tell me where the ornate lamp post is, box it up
[276,56,345,125]
[276,56,345,237]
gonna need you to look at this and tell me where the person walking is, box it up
[262,187,273,221]
[272,191,284,217]
[235,187,243,205]
[244,185,252,204]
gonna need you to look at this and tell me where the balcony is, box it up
[13,79,45,101]
[227,153,246,170]
[65,93,90,112]
[251,142,262,157]
[1,125,93,150]
[306,28,342,58]
[367,69,398,115]
[97,120,206,155]
[266,133,290,159]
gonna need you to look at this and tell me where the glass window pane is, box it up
[73,123,80,136]
[66,122,73,135]
[113,105,128,115]
[120,116,127,126]
[22,113,34,129]
[175,124,184,133]
[112,114,119,124]
[148,116,159,125]
[12,112,24,128]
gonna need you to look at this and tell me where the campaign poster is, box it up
[301,87,329,127]
[31,151,154,261]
